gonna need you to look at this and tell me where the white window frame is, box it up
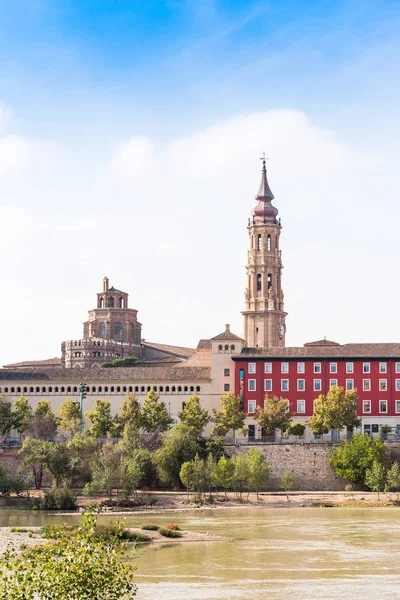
[329,379,338,387]
[297,400,305,414]
[363,400,371,413]
[363,363,371,374]
[314,379,322,392]
[281,362,289,374]
[346,362,354,374]
[379,379,388,392]
[314,363,322,374]
[379,362,387,374]
[396,379,400,392]
[346,379,354,391]
[264,362,272,374]
[248,363,256,374]
[248,379,256,391]
[248,400,256,414]
[281,379,289,392]
[379,400,388,414]
[396,400,400,414]
[264,379,272,392]
[330,363,337,374]
[297,379,305,392]
[396,363,400,374]
[363,379,371,392]
[297,362,305,374]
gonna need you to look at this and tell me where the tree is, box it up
[280,471,295,501]
[247,448,270,499]
[309,386,361,437]
[365,460,386,500]
[232,454,249,498]
[59,397,81,439]
[213,455,235,498]
[119,394,141,431]
[180,454,214,501]
[254,395,293,437]
[178,394,210,434]
[155,423,204,487]
[180,460,195,501]
[26,401,58,440]
[286,422,306,438]
[86,399,115,438]
[386,461,400,501]
[0,397,13,442]
[140,389,173,434]
[83,442,123,500]
[211,392,246,442]
[19,438,70,489]
[67,434,99,488]
[329,433,388,484]
[12,396,32,437]
[0,510,137,599]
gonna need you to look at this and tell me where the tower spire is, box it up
[257,155,274,200]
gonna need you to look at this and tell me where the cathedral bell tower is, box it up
[242,159,287,348]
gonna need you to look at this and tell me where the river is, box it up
[1,507,399,599]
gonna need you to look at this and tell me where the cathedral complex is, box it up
[2,161,400,440]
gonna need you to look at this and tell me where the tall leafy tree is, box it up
[309,386,361,437]
[365,460,387,500]
[59,397,81,439]
[83,442,123,500]
[117,395,142,438]
[178,394,210,434]
[26,401,58,441]
[19,438,70,489]
[329,433,388,484]
[140,389,173,434]
[247,448,270,499]
[213,455,235,498]
[232,454,249,498]
[254,395,293,437]
[0,397,13,442]
[211,392,246,442]
[12,396,33,438]
[155,423,203,487]
[85,399,115,438]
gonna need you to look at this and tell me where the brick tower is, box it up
[242,159,287,347]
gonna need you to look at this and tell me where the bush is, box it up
[159,528,182,538]
[40,523,73,539]
[0,462,29,497]
[140,523,159,531]
[42,487,77,510]
[165,523,180,531]
[10,527,30,533]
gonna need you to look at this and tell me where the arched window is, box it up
[141,386,145,393]
[73,386,78,393]
[61,387,65,393]
[92,386,96,392]
[257,234,262,251]
[184,386,188,392]
[98,386,102,393]
[123,386,127,393]
[134,386,139,393]
[257,274,262,291]
[166,386,170,392]
[196,386,200,393]
[268,273,272,289]
[224,344,229,352]
[4,388,8,393]
[23,387,27,393]
[218,344,223,352]
[36,387,40,393]
[147,386,151,392]
[107,296,115,308]
[11,387,15,393]
[67,386,71,393]
[159,386,164,392]
[48,386,52,393]
[119,297,125,308]
[172,386,176,392]
[114,322,123,341]
[267,234,271,251]
[41,387,46,393]
[128,386,132,392]
[117,386,121,393]
[17,387,21,393]
[29,387,34,393]
[98,296,104,308]
[190,386,194,392]
[231,345,235,351]
[104,386,109,392]
[178,386,182,393]
[54,387,59,393]
[99,323,106,338]
[154,386,158,392]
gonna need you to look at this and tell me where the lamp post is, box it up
[78,382,87,434]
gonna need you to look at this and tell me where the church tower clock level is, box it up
[242,160,287,348]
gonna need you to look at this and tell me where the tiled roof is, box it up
[304,339,339,347]
[0,366,211,382]
[211,324,243,342]
[141,341,195,359]
[237,344,400,359]
[2,358,62,369]
[197,339,212,349]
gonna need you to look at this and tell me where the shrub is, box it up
[159,528,182,538]
[42,487,77,510]
[40,524,73,539]
[10,527,30,533]
[140,523,159,531]
[165,523,180,531]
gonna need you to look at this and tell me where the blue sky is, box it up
[1,0,400,365]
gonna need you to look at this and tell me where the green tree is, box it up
[67,434,99,487]
[84,442,123,500]
[59,397,81,439]
[309,386,361,438]
[0,510,137,599]
[232,454,249,498]
[178,394,210,434]
[0,397,13,441]
[329,433,388,484]
[280,471,295,501]
[140,389,173,434]
[247,448,270,499]
[365,460,387,500]
[86,399,115,438]
[254,395,293,437]
[286,422,306,438]
[155,423,204,487]
[180,460,195,501]
[119,394,142,431]
[27,401,58,440]
[213,455,235,498]
[386,461,400,501]
[184,454,214,501]
[211,392,246,442]
[12,396,32,437]
[19,438,70,488]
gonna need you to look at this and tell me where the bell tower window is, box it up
[257,234,262,251]
[99,323,106,338]
[267,235,271,251]
[119,297,125,308]
[108,296,115,308]
[257,274,262,291]
[268,273,272,289]
[98,296,104,308]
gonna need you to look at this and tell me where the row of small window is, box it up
[248,362,398,374]
[247,399,400,414]
[0,385,201,395]
[248,378,399,393]
[218,345,236,352]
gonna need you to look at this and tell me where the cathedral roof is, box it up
[211,324,243,342]
[2,357,61,369]
[236,343,400,359]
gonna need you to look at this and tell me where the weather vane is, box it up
[259,151,269,163]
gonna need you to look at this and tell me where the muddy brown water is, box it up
[1,507,399,599]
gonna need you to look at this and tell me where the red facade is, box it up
[234,356,400,418]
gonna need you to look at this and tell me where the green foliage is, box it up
[91,524,150,543]
[59,397,81,438]
[119,395,142,431]
[0,396,13,439]
[13,396,33,435]
[280,471,295,499]
[309,386,361,435]
[211,392,246,441]
[329,433,388,484]
[159,527,182,538]
[101,356,139,368]
[83,442,123,500]
[0,510,137,599]
[66,434,99,487]
[254,395,293,436]
[179,454,214,500]
[365,460,386,499]
[85,399,115,438]
[19,438,70,489]
[386,461,400,499]
[140,389,173,433]
[286,422,306,437]
[26,401,58,441]
[155,423,204,487]
[247,448,270,498]
[178,394,210,434]
[232,454,249,497]
[140,523,159,531]
[0,461,28,496]
[213,455,235,496]
[41,486,77,510]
